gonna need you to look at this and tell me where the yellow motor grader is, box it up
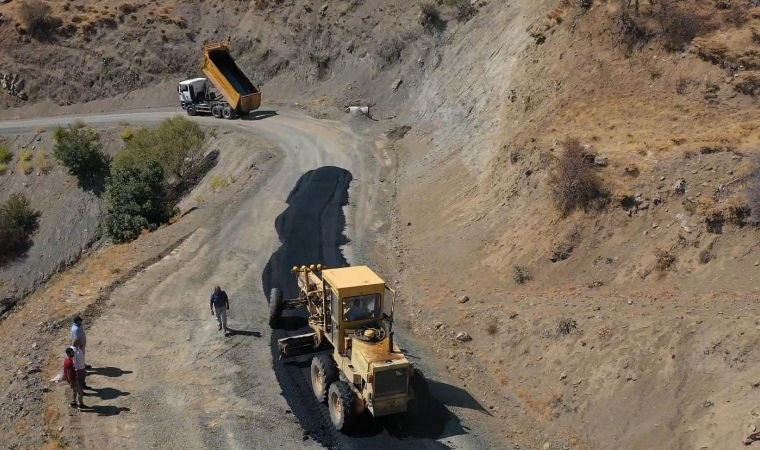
[268,264,415,431]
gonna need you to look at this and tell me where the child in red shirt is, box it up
[63,348,84,408]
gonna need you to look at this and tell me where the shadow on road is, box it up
[85,387,130,401]
[226,328,262,337]
[88,366,133,378]
[241,110,278,121]
[260,166,472,449]
[81,405,131,417]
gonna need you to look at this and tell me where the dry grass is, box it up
[548,138,605,216]
[209,175,229,192]
[18,0,58,38]
[654,248,676,272]
[485,320,499,336]
[34,150,53,174]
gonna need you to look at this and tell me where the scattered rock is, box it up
[0,72,27,101]
[704,400,714,408]
[593,156,608,167]
[459,295,470,304]
[31,342,38,349]
[391,78,403,92]
[455,331,472,342]
[627,373,638,382]
[320,4,328,12]
[509,311,519,319]
[550,242,574,262]
[543,443,551,450]
[560,372,567,380]
[673,178,686,195]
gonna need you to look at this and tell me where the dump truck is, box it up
[269,264,415,431]
[178,42,261,119]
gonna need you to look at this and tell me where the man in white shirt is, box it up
[71,339,88,389]
[70,316,91,370]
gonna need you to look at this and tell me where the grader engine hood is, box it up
[350,335,412,417]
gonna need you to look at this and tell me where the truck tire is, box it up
[222,106,234,119]
[268,288,283,329]
[328,381,357,432]
[212,106,222,118]
[311,354,338,403]
[186,105,197,116]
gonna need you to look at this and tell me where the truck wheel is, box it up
[212,106,222,118]
[311,354,338,403]
[186,105,197,116]
[222,106,233,119]
[328,381,357,432]
[268,288,283,329]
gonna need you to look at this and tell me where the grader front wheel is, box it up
[311,354,338,403]
[268,288,283,329]
[328,381,357,431]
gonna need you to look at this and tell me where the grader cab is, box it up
[268,264,414,431]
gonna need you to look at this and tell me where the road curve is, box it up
[0,109,499,450]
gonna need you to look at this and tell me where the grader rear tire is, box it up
[311,354,338,403]
[328,381,357,432]
[268,288,283,329]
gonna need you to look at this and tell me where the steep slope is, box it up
[386,0,760,449]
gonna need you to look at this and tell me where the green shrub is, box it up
[0,146,11,164]
[103,160,175,243]
[19,149,32,162]
[116,116,206,184]
[0,163,7,176]
[0,193,40,262]
[53,124,111,183]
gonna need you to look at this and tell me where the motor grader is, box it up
[268,264,415,431]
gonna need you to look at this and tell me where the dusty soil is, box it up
[6,0,760,449]
[0,110,503,450]
[0,126,262,318]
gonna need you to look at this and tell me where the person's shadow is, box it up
[225,328,262,337]
[85,387,130,400]
[87,367,133,378]
[81,406,131,417]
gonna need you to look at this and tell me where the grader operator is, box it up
[268,264,415,431]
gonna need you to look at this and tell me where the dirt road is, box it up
[0,110,502,449]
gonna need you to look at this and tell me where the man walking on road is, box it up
[210,286,230,334]
[63,348,85,409]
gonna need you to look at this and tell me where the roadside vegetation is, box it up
[53,123,111,187]
[105,117,207,243]
[0,194,40,264]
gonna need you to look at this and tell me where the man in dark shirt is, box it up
[210,286,230,334]
[63,348,84,408]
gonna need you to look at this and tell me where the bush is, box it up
[0,193,40,262]
[53,124,111,184]
[103,160,175,243]
[18,0,57,38]
[446,0,477,22]
[557,318,577,336]
[654,248,676,271]
[0,146,11,164]
[660,6,714,52]
[418,2,442,32]
[747,164,760,225]
[115,116,206,184]
[548,138,605,216]
[513,265,532,284]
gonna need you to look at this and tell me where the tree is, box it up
[0,193,40,262]
[53,124,111,186]
[103,160,175,243]
[115,116,206,184]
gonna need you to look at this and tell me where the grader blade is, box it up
[277,332,317,357]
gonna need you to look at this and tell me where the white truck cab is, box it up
[178,78,210,110]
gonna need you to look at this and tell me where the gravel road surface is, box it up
[0,110,503,450]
